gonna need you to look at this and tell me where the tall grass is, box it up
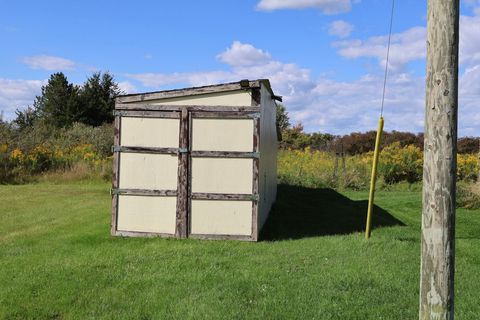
[277,148,370,190]
[278,144,479,191]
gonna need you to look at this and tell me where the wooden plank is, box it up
[111,188,177,196]
[116,80,261,103]
[175,107,189,238]
[188,233,255,241]
[251,117,260,241]
[190,151,259,159]
[191,111,260,119]
[113,230,176,238]
[116,104,259,113]
[114,110,180,118]
[113,146,179,155]
[111,115,121,235]
[191,193,257,201]
[187,111,193,238]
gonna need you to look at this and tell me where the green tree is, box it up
[13,106,38,131]
[34,72,80,128]
[78,72,123,126]
[276,103,290,131]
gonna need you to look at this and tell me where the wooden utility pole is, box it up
[420,0,459,319]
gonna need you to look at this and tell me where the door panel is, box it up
[190,200,252,236]
[191,118,253,152]
[117,195,177,234]
[119,153,178,190]
[191,158,253,194]
[120,117,179,147]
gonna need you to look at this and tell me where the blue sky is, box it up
[1,0,480,136]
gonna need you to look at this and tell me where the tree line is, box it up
[13,72,122,130]
[276,104,480,155]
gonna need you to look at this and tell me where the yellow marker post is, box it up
[365,116,384,239]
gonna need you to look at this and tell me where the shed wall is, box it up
[112,81,277,241]
[258,83,278,232]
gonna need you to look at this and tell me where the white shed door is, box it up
[189,116,255,237]
[116,116,180,235]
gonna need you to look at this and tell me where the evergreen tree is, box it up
[34,72,80,128]
[78,72,123,126]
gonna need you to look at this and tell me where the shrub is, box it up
[457,182,480,209]
[378,143,423,184]
[54,122,113,158]
[457,153,479,182]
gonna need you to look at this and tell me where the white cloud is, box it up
[21,55,76,71]
[127,41,310,95]
[332,8,480,72]
[118,81,137,94]
[217,41,271,66]
[126,41,426,134]
[125,10,480,137]
[328,20,354,38]
[0,78,45,120]
[333,26,426,72]
[127,71,236,88]
[460,11,480,66]
[459,64,480,136]
[256,0,353,14]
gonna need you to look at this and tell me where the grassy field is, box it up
[1,181,479,319]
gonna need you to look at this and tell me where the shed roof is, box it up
[116,79,281,103]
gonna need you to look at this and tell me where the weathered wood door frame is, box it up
[111,104,261,241]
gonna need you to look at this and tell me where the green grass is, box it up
[1,181,479,319]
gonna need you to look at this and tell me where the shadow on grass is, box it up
[260,184,405,241]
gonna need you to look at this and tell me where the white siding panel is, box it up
[121,117,179,148]
[117,196,177,234]
[149,90,252,106]
[191,158,253,194]
[190,200,252,235]
[119,153,178,190]
[192,119,253,152]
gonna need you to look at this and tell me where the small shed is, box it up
[111,79,280,241]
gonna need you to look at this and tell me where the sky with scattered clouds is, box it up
[1,0,479,136]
